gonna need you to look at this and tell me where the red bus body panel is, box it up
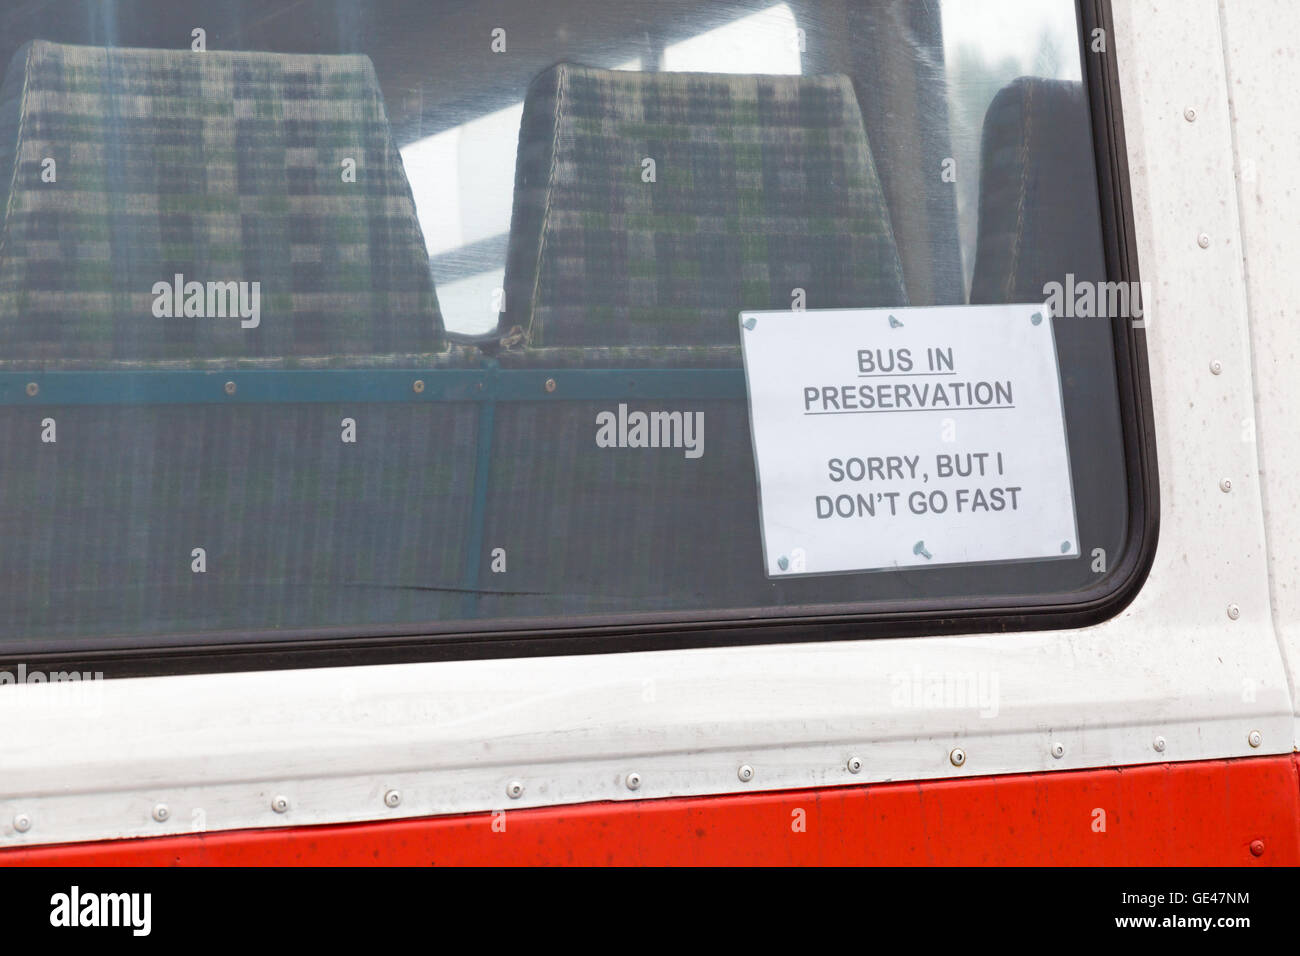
[5,755,1297,866]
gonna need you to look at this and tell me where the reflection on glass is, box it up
[402,5,802,335]
[941,0,1083,292]
[0,1,1129,651]
[662,4,800,74]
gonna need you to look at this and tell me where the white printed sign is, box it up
[738,304,1078,577]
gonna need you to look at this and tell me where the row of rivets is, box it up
[1189,105,1252,635]
[4,730,1273,835]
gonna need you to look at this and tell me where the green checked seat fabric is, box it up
[0,40,443,366]
[500,64,907,360]
[470,66,911,617]
[0,42,475,644]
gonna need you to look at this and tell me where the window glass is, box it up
[0,0,1134,652]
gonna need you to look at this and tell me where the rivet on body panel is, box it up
[506,780,524,799]
[625,772,642,791]
[1051,742,1065,759]
[737,764,754,782]
[12,813,31,833]
[271,795,289,814]
[1248,730,1262,748]
[152,803,170,823]
[949,748,966,767]
[1227,603,1241,620]
[384,789,402,808]
[1153,736,1167,753]
[847,756,863,774]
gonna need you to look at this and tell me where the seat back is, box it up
[0,40,442,364]
[501,64,907,351]
[970,77,1107,304]
[474,66,911,615]
[967,76,1129,594]
[0,42,469,644]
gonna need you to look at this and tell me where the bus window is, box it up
[0,0,1151,667]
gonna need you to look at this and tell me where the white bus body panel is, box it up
[2,0,1297,847]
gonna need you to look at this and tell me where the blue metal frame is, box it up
[0,366,746,405]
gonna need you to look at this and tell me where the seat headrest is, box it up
[970,77,1106,305]
[502,64,907,349]
[0,40,443,364]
